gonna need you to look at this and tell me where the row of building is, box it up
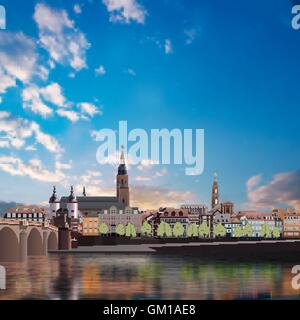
[2,151,300,240]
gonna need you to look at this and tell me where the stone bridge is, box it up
[0,219,58,262]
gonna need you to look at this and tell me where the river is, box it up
[0,253,300,300]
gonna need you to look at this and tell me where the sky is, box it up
[0,0,300,211]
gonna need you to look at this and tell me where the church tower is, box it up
[67,186,78,219]
[211,173,219,209]
[49,186,60,219]
[117,147,130,206]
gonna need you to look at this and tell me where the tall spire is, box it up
[118,145,127,175]
[83,186,86,197]
[120,145,125,165]
[211,173,219,209]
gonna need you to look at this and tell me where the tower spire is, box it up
[211,173,219,209]
[83,186,86,197]
[117,145,130,206]
[120,145,125,165]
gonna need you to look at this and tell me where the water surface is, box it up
[0,253,300,300]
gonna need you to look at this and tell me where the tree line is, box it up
[98,221,281,239]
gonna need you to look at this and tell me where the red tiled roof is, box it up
[6,205,47,215]
[237,211,273,220]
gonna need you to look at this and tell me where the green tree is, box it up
[243,223,253,238]
[141,221,152,237]
[272,226,281,239]
[214,223,227,237]
[116,224,125,236]
[199,222,210,238]
[157,221,172,238]
[126,223,137,238]
[187,223,199,238]
[98,223,109,235]
[260,223,271,238]
[173,222,185,237]
[234,226,244,238]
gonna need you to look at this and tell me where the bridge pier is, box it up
[43,231,48,256]
[59,228,71,250]
[19,230,28,262]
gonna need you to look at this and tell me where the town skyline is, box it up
[0,0,300,211]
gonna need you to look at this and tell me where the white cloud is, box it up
[56,109,80,122]
[22,83,99,121]
[22,82,69,117]
[246,171,300,210]
[0,156,67,183]
[95,65,106,76]
[34,3,90,71]
[0,111,63,154]
[74,4,82,14]
[164,39,172,54]
[103,0,147,24]
[39,82,69,107]
[78,102,101,117]
[0,31,45,96]
[22,85,54,117]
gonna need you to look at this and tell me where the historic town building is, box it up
[149,208,189,237]
[48,149,141,236]
[237,211,279,238]
[180,204,214,238]
[4,205,48,223]
[273,208,299,238]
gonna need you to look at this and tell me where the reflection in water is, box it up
[1,254,300,300]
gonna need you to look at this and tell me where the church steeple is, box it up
[118,145,127,175]
[211,173,219,209]
[83,186,86,197]
[116,146,130,206]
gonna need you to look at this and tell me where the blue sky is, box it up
[0,0,300,210]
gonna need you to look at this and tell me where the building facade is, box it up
[5,205,48,223]
[238,211,279,237]
[181,204,213,238]
[157,208,189,237]
[99,206,142,235]
[273,208,300,239]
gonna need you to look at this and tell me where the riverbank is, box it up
[50,239,300,261]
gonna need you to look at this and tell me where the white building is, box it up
[238,211,278,237]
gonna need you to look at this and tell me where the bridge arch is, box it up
[28,228,43,256]
[48,231,58,251]
[0,227,19,261]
